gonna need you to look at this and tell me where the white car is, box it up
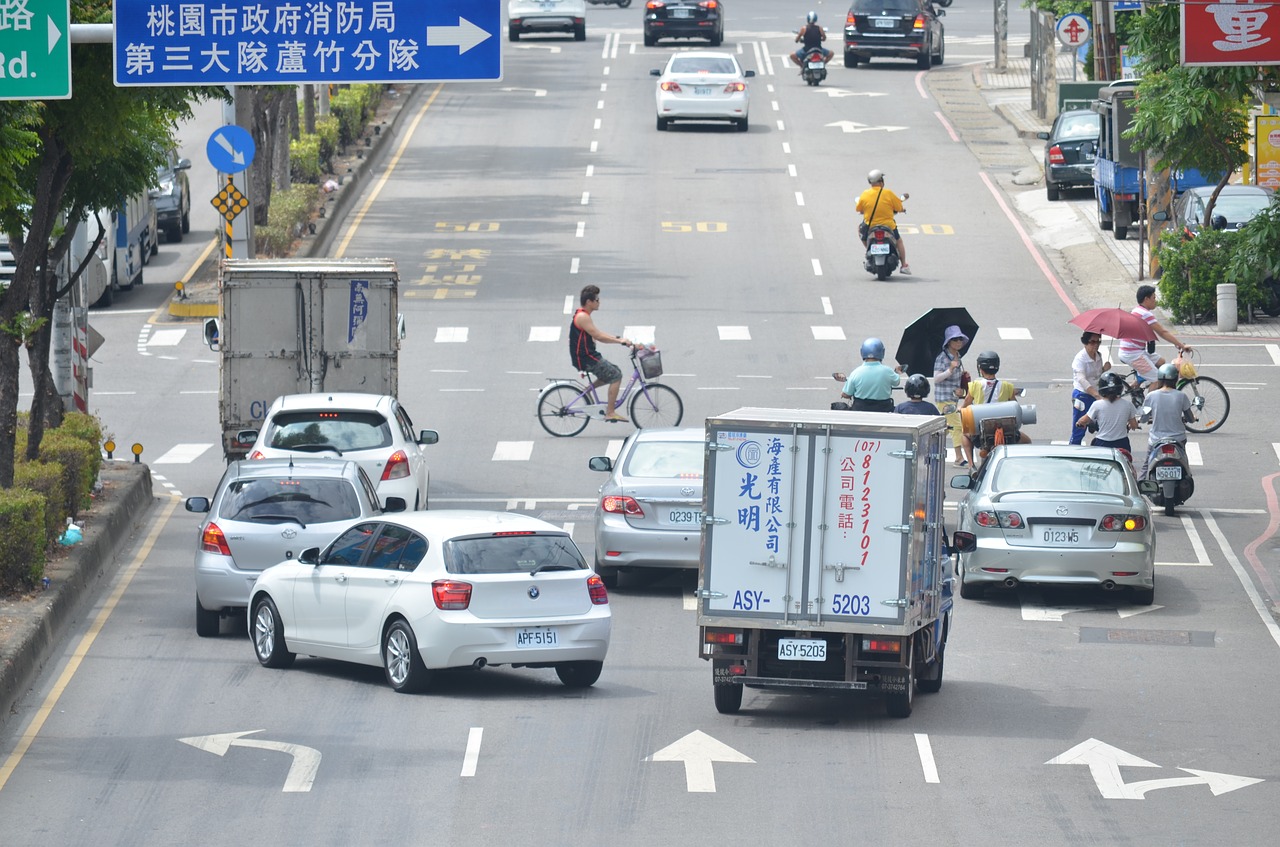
[249,511,613,692]
[508,0,587,41]
[651,51,754,132]
[242,392,438,510]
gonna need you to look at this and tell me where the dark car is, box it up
[1038,109,1100,201]
[1170,184,1274,238]
[844,0,944,70]
[150,148,191,242]
[644,0,724,47]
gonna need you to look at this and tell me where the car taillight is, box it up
[660,81,682,92]
[846,11,856,24]
[723,81,745,93]
[646,0,664,8]
[248,451,265,460]
[913,14,925,31]
[602,495,644,516]
[1048,145,1065,165]
[381,450,410,481]
[699,0,718,8]
[432,580,472,610]
[1101,514,1147,532]
[974,510,1023,529]
[587,574,609,605]
[201,522,232,556]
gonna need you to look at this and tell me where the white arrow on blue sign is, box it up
[207,125,256,175]
[112,0,502,86]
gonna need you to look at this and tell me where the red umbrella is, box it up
[1069,308,1156,341]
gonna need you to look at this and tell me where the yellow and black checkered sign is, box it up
[211,181,249,222]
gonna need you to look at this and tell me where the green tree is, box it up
[0,1,221,488]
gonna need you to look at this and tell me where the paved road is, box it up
[4,4,1279,844]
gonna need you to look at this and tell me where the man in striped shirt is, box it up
[1117,285,1192,381]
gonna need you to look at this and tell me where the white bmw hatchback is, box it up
[651,51,754,131]
[249,511,612,692]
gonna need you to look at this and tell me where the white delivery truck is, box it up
[205,258,403,461]
[697,407,954,718]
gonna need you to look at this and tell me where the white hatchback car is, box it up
[508,0,587,41]
[242,393,438,510]
[651,51,754,131]
[249,511,612,692]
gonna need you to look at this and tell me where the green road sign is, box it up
[0,0,71,100]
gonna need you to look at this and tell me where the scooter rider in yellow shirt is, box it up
[856,169,910,274]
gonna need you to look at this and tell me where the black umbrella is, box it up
[895,308,979,376]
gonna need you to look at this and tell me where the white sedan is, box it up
[651,51,754,132]
[249,511,612,692]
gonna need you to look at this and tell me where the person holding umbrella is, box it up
[1069,331,1110,445]
[933,326,970,466]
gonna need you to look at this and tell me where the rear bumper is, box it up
[1047,162,1096,187]
[594,516,700,570]
[511,16,582,33]
[844,34,927,58]
[646,20,720,39]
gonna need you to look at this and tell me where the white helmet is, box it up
[867,169,885,185]
[806,10,818,23]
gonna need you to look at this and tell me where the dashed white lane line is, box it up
[811,258,823,276]
[576,221,586,237]
[570,257,580,274]
[1185,442,1203,466]
[435,327,468,342]
[529,327,561,342]
[812,326,846,341]
[581,192,590,205]
[915,734,940,784]
[719,326,751,341]
[1266,344,1280,366]
[461,728,483,778]
[803,222,813,239]
[564,295,575,314]
[493,441,534,461]
[998,327,1032,340]
[1273,443,1280,466]
[788,164,797,177]
[795,191,805,206]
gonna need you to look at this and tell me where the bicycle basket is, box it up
[637,347,663,379]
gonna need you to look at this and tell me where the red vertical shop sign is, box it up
[1183,0,1280,65]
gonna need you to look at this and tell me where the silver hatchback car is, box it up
[185,458,401,636]
[588,427,705,587]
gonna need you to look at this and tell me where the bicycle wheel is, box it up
[1179,375,1229,434]
[537,383,591,437]
[629,383,683,429]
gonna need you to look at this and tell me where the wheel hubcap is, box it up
[386,629,410,684]
[254,606,274,658]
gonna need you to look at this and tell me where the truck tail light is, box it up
[705,629,744,645]
[432,580,472,610]
[1100,514,1146,531]
[601,495,644,516]
[201,522,232,556]
[587,574,609,605]
[1048,145,1066,165]
[862,637,902,654]
[381,450,411,481]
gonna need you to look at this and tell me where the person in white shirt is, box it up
[1074,372,1138,455]
[1069,331,1109,444]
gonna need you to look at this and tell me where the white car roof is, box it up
[381,510,568,542]
[270,392,394,413]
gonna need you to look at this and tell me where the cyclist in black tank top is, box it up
[569,285,632,423]
[791,11,833,68]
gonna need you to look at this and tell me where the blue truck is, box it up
[1092,80,1217,241]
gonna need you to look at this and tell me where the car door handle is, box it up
[383,577,400,586]
[334,573,348,583]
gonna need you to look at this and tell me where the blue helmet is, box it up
[860,338,886,361]
[806,10,818,23]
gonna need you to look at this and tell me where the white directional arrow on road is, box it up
[1047,738,1263,800]
[816,89,888,98]
[826,120,908,133]
[179,730,321,792]
[1020,598,1165,621]
[647,730,754,793]
[426,17,493,54]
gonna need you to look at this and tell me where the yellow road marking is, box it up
[0,495,180,793]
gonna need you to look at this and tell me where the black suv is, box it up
[150,149,192,242]
[844,0,944,70]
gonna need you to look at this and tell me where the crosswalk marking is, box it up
[148,329,187,347]
[811,326,846,340]
[153,443,214,464]
[436,327,468,343]
[719,326,751,341]
[624,325,656,345]
[529,327,561,342]
[998,327,1032,340]
[492,441,534,461]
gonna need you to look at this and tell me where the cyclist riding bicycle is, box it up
[570,284,632,423]
[1117,285,1192,382]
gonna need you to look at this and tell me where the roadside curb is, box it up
[0,463,155,726]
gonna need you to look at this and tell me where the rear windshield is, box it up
[623,441,704,479]
[992,457,1130,496]
[851,0,918,14]
[671,57,738,75]
[1213,193,1273,224]
[220,477,363,524]
[445,533,586,575]
[1056,112,1099,138]
[267,410,391,452]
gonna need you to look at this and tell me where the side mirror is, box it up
[936,8,945,16]
[185,496,210,513]
[236,429,260,447]
[1138,480,1159,496]
[383,496,407,513]
[951,531,977,554]
[744,70,756,77]
[949,474,973,489]
[299,547,320,565]
[588,456,613,472]
[1151,210,1169,223]
[650,68,662,76]
[397,313,407,342]
[418,429,438,446]
[177,158,192,170]
[203,317,220,351]
[1036,131,1049,140]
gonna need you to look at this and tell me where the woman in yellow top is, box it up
[856,169,910,274]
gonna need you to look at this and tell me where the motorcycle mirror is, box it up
[1137,480,1159,496]
[832,372,846,382]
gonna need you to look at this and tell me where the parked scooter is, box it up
[588,0,631,6]
[863,224,901,280]
[800,47,828,86]
[1140,438,1194,516]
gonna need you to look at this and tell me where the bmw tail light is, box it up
[723,81,746,93]
[381,450,411,481]
[201,522,232,556]
[601,495,644,517]
[1100,514,1147,532]
[587,574,609,605]
[1048,145,1065,165]
[432,580,473,610]
[913,14,925,31]
[660,81,682,92]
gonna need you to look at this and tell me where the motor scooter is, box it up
[800,47,828,86]
[1140,438,1194,516]
[863,225,900,280]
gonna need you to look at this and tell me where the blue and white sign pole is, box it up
[112,0,502,86]
[207,125,257,259]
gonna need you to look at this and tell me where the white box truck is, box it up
[206,258,403,461]
[697,407,955,718]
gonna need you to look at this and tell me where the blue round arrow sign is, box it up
[207,125,256,175]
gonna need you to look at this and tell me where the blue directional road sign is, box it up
[112,0,501,86]
[207,125,256,175]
